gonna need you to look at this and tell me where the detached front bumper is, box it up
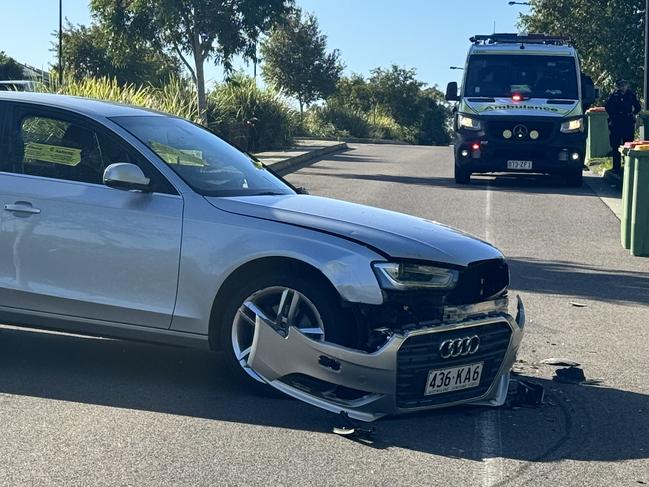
[248,297,526,422]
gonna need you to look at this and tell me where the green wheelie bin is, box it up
[629,145,649,257]
[586,107,612,161]
[621,141,648,248]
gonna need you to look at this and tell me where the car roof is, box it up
[0,80,33,84]
[468,43,576,57]
[0,92,168,119]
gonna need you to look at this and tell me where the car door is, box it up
[0,103,183,329]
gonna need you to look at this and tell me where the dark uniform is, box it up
[605,86,641,172]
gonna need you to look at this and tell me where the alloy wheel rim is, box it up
[231,286,325,382]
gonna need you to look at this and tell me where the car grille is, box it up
[487,121,556,142]
[396,321,512,409]
[491,147,547,160]
[447,259,509,305]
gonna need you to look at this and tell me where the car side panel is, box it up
[0,173,183,328]
[170,193,385,335]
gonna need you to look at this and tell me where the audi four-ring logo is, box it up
[439,335,481,359]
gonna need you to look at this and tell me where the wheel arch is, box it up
[208,256,341,350]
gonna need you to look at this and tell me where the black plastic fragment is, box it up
[509,379,545,407]
[553,366,586,384]
[333,412,376,444]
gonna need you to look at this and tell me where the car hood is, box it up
[206,194,502,266]
[461,97,581,118]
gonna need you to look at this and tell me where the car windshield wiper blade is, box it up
[247,191,290,196]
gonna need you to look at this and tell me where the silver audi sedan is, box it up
[0,92,525,421]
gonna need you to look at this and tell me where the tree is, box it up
[369,65,425,127]
[57,22,181,87]
[0,52,24,80]
[261,9,343,113]
[418,87,452,146]
[91,0,292,124]
[520,0,645,96]
[325,66,452,145]
[328,73,375,113]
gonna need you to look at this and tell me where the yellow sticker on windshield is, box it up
[180,149,203,159]
[149,141,206,167]
[24,142,81,166]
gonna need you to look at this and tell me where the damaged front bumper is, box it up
[248,296,526,422]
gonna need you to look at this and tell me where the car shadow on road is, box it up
[276,149,386,176]
[1,325,648,466]
[508,257,649,306]
[299,168,604,197]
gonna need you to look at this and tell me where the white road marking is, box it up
[485,183,494,244]
[479,182,503,487]
[478,409,504,487]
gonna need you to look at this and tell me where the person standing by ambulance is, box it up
[606,79,641,174]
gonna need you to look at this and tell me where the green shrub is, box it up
[40,75,295,152]
[305,104,370,138]
[301,109,338,138]
[208,74,295,152]
[153,77,200,122]
[367,111,415,142]
[302,104,414,142]
[43,76,200,123]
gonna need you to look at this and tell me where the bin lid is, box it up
[586,107,606,113]
[624,141,649,148]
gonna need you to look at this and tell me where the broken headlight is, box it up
[372,262,459,290]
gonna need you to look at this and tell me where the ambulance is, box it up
[446,34,597,186]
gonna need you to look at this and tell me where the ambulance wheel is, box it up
[566,169,583,187]
[455,165,471,184]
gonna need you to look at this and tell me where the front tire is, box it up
[566,169,583,187]
[455,164,471,184]
[218,271,348,393]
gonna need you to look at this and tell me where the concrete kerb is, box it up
[586,172,623,221]
[266,142,348,173]
[603,169,622,186]
[297,136,409,146]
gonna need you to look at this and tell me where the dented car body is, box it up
[0,93,525,422]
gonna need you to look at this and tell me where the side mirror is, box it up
[103,163,151,192]
[446,81,460,101]
[581,74,597,107]
[296,186,309,195]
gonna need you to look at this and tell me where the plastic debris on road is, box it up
[333,411,376,445]
[508,379,545,407]
[553,366,586,384]
[540,358,581,367]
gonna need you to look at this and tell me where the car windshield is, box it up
[111,115,294,197]
[464,54,579,100]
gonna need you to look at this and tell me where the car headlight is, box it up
[560,118,584,133]
[372,262,459,290]
[458,114,482,131]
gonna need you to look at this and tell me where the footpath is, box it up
[254,138,347,174]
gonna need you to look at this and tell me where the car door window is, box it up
[17,115,105,184]
[4,110,176,194]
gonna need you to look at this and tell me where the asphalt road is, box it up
[2,144,649,486]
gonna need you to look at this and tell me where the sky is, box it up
[0,0,529,89]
